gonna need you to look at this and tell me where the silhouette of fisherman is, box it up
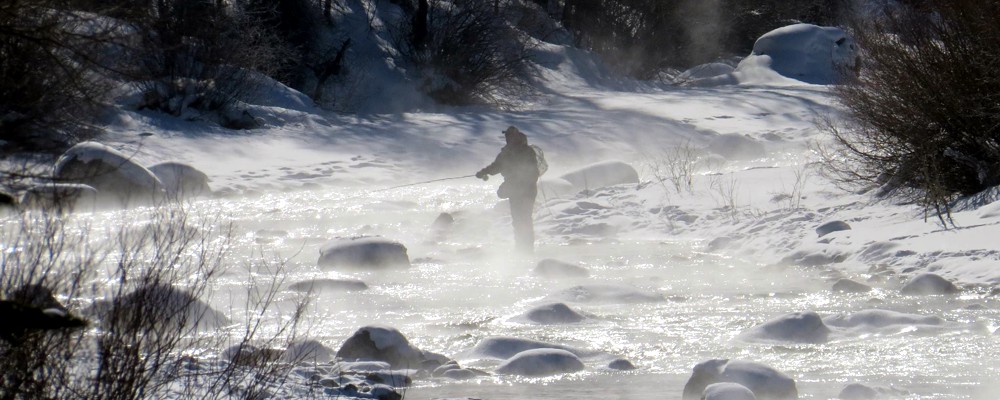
[476,126,546,253]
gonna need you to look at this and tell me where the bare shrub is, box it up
[0,203,309,399]
[644,140,700,195]
[397,0,531,106]
[823,0,1000,222]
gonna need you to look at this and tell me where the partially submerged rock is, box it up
[335,325,446,370]
[149,162,211,198]
[318,237,410,270]
[53,141,165,206]
[88,283,229,331]
[822,309,944,330]
[20,183,98,211]
[522,303,586,324]
[682,359,797,400]
[495,348,584,377]
[900,273,960,295]
[545,284,663,304]
[288,279,369,293]
[832,279,872,293]
[466,336,591,360]
[838,383,909,399]
[703,382,758,400]
[534,259,590,278]
[739,311,831,344]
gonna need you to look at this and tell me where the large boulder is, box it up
[495,348,584,377]
[148,162,211,198]
[738,311,831,344]
[318,237,410,270]
[740,24,858,85]
[900,273,960,295]
[20,183,98,212]
[682,359,798,400]
[538,161,639,199]
[53,142,165,206]
[335,325,445,370]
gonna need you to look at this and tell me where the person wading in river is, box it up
[476,126,546,253]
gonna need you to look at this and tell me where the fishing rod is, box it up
[368,174,476,193]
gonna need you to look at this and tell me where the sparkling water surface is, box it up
[84,184,1000,399]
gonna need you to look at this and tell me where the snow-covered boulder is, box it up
[522,303,586,324]
[739,24,858,85]
[335,325,444,370]
[538,161,638,199]
[318,237,410,270]
[900,273,960,295]
[832,279,872,293]
[738,311,831,344]
[816,221,852,238]
[288,278,369,293]
[534,258,590,278]
[495,348,584,377]
[703,382,758,400]
[20,183,98,211]
[682,359,798,400]
[88,283,230,331]
[148,162,211,198]
[822,309,944,331]
[545,284,664,304]
[466,336,591,360]
[53,142,165,206]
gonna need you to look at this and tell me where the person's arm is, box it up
[476,149,506,179]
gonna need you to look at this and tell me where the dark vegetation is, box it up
[1,0,850,153]
[822,0,1000,221]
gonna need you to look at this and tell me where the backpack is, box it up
[531,145,547,176]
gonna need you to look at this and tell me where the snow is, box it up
[494,348,585,377]
[22,17,1000,400]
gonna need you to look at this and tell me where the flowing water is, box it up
[91,184,1000,399]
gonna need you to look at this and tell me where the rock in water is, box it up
[495,349,584,377]
[53,141,165,206]
[534,259,590,278]
[703,382,758,400]
[20,183,98,212]
[149,162,211,198]
[900,273,959,295]
[682,359,798,400]
[87,283,229,331]
[467,336,590,360]
[335,325,434,370]
[739,311,830,344]
[288,279,369,293]
[318,237,410,270]
[0,300,87,343]
[523,303,585,324]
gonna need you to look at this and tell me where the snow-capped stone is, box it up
[53,141,165,206]
[739,311,831,344]
[682,359,797,400]
[534,258,590,278]
[816,221,851,238]
[335,325,431,370]
[148,162,211,198]
[522,303,585,324]
[900,273,960,295]
[832,279,872,293]
[742,23,858,85]
[466,336,590,360]
[703,382,758,400]
[318,237,410,270]
[495,348,584,377]
[288,279,369,292]
[545,284,663,304]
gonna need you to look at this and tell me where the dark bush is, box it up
[399,0,530,106]
[823,0,1000,220]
